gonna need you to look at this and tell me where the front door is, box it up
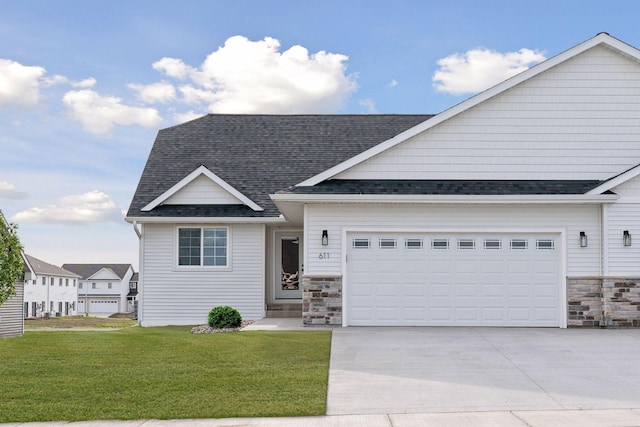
[275,231,303,300]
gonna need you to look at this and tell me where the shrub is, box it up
[208,306,242,329]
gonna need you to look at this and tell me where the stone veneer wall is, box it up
[302,275,342,325]
[567,277,640,327]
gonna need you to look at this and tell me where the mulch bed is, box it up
[190,320,255,334]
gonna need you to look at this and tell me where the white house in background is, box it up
[23,254,80,318]
[127,33,640,329]
[62,264,135,317]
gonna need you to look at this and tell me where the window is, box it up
[108,283,112,289]
[65,279,69,287]
[352,238,370,249]
[92,283,96,289]
[73,280,76,288]
[458,239,475,249]
[432,239,449,249]
[50,277,54,286]
[511,239,528,250]
[484,239,501,249]
[59,278,62,286]
[379,238,397,249]
[79,283,83,289]
[178,227,228,267]
[536,239,555,250]
[405,238,423,249]
[42,277,46,285]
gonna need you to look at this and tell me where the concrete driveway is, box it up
[327,327,640,415]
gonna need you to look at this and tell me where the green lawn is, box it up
[0,327,331,422]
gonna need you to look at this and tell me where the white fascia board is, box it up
[586,163,640,195]
[298,33,639,187]
[141,165,263,212]
[270,193,619,204]
[87,268,120,281]
[125,216,287,224]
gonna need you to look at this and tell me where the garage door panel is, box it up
[347,232,560,327]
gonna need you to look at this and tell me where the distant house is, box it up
[23,254,81,318]
[62,264,135,317]
[128,272,139,316]
[127,33,640,328]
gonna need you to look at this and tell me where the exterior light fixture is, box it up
[321,230,328,246]
[579,231,588,248]
[624,230,632,246]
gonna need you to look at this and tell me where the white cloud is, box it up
[72,77,97,88]
[359,98,377,113]
[0,181,27,200]
[128,81,176,103]
[62,89,162,135]
[153,35,357,114]
[173,110,203,123]
[0,59,46,107]
[433,47,546,95]
[12,190,123,225]
[389,79,398,88]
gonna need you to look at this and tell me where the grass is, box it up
[0,327,331,422]
[25,315,137,329]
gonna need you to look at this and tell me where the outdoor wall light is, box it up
[624,230,632,246]
[579,231,588,248]
[321,230,328,246]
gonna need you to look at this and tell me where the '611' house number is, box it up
[318,252,330,259]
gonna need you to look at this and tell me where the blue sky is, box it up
[1,0,639,270]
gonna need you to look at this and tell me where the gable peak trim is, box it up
[587,163,640,195]
[297,33,640,187]
[141,165,264,212]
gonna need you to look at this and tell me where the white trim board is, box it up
[142,165,263,212]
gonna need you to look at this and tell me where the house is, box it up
[62,264,135,317]
[23,254,81,318]
[127,33,640,328]
[0,213,32,338]
[128,272,139,317]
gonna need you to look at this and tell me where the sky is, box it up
[2,0,640,271]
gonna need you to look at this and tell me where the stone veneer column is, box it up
[302,275,342,326]
[567,277,640,327]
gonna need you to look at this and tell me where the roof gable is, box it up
[142,165,263,212]
[62,264,133,280]
[298,33,640,186]
[126,115,432,220]
[89,268,121,281]
[25,254,81,278]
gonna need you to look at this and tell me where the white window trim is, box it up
[174,225,233,271]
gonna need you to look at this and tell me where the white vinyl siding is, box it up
[606,203,640,276]
[140,223,265,326]
[335,46,640,181]
[305,203,600,276]
[0,280,24,337]
[164,174,242,205]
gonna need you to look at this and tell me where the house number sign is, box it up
[318,252,330,259]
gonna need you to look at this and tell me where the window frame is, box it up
[175,225,232,270]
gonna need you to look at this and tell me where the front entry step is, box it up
[266,303,302,318]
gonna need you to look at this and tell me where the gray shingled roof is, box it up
[280,180,605,195]
[126,114,434,218]
[26,254,81,278]
[61,264,133,280]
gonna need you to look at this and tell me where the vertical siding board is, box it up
[141,223,265,326]
[0,280,24,338]
[306,203,600,277]
[336,46,640,180]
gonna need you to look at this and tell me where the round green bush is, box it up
[208,306,242,328]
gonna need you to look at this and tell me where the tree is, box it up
[0,210,24,305]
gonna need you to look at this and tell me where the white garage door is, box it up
[346,233,561,327]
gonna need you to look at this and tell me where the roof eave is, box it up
[271,193,620,204]
[125,215,288,224]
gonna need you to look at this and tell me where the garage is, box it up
[346,232,562,327]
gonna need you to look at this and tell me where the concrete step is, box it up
[266,303,302,318]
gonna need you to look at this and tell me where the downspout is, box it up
[601,204,608,326]
[132,221,142,239]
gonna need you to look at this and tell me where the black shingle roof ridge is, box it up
[127,114,435,218]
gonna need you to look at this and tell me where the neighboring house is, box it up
[23,254,81,318]
[128,272,139,316]
[0,213,32,338]
[62,264,135,317]
[127,33,640,328]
